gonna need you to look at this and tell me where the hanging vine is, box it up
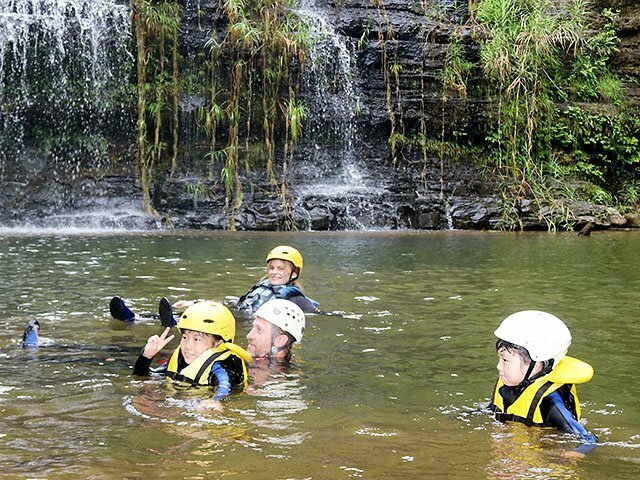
[130,0,307,229]
[373,0,405,166]
[281,88,306,230]
[198,0,308,229]
[131,0,181,216]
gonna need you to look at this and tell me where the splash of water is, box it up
[444,199,455,230]
[0,0,138,230]
[296,2,387,194]
[0,0,132,180]
[295,2,391,230]
[0,198,158,234]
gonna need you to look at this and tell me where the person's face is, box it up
[267,259,296,285]
[246,317,273,358]
[496,347,529,387]
[180,329,216,365]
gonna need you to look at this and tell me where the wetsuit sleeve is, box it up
[133,354,168,376]
[541,390,598,453]
[210,362,232,401]
[285,294,319,313]
[133,354,152,376]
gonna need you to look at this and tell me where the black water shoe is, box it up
[110,296,135,321]
[159,297,177,327]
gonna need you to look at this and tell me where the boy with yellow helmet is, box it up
[133,301,252,403]
[490,310,597,450]
[236,245,319,314]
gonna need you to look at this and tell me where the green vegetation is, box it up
[473,1,638,229]
[394,0,639,230]
[127,0,637,230]
[371,0,637,229]
[373,0,405,166]
[131,0,308,229]
[131,0,181,217]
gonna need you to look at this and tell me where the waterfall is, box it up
[294,2,390,230]
[297,3,362,190]
[443,199,455,230]
[0,0,143,230]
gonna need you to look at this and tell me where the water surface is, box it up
[0,231,638,479]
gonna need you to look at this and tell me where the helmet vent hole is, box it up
[203,319,215,323]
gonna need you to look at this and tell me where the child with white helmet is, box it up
[236,245,319,314]
[246,299,305,364]
[133,301,252,405]
[490,310,597,448]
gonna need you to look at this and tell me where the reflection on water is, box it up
[244,365,309,451]
[0,231,639,478]
[486,428,580,479]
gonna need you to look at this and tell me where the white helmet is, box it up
[255,299,305,343]
[494,310,572,367]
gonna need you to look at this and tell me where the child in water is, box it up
[133,301,252,406]
[235,245,319,314]
[489,310,597,450]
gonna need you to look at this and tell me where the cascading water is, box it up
[0,0,148,230]
[295,1,390,230]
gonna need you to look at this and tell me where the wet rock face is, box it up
[614,5,640,105]
[0,0,638,231]
[279,0,639,231]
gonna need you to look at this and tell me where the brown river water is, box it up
[0,230,638,479]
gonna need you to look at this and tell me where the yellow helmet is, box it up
[266,245,303,273]
[177,301,236,342]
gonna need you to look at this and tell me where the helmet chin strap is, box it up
[521,361,537,387]
[286,268,298,285]
[520,359,554,389]
[268,324,282,360]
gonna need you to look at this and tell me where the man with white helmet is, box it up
[490,310,597,447]
[246,299,305,364]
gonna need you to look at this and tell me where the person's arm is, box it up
[132,327,174,376]
[210,362,232,401]
[279,287,320,312]
[541,390,597,453]
[288,295,318,312]
[133,354,152,376]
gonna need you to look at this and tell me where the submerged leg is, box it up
[159,297,177,327]
[109,296,136,321]
[22,319,40,348]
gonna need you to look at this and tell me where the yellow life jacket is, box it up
[490,356,593,426]
[166,342,252,389]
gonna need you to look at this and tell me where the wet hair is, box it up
[272,325,296,363]
[182,329,223,344]
[265,258,300,284]
[496,339,532,364]
[211,333,224,343]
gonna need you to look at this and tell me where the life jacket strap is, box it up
[167,351,223,386]
[526,380,554,423]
